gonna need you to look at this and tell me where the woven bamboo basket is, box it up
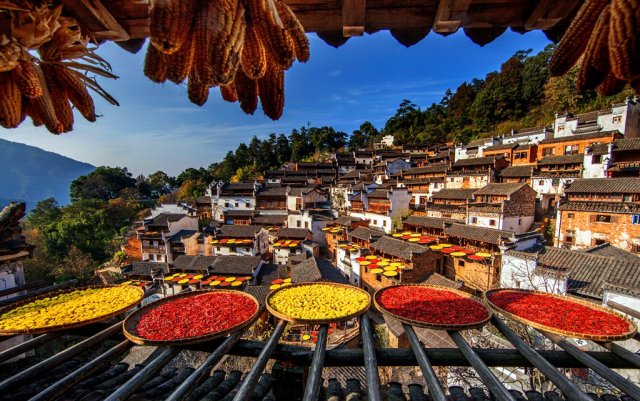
[265,282,371,324]
[123,289,261,346]
[484,289,637,341]
[0,285,145,335]
[373,284,492,330]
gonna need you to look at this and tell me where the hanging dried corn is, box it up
[143,0,310,120]
[550,0,640,96]
[0,1,118,134]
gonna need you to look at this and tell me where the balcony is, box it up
[142,245,166,253]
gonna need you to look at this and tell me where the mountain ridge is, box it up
[0,138,95,210]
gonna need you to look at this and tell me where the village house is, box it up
[120,261,167,283]
[210,181,260,222]
[467,183,537,234]
[332,152,358,174]
[511,144,538,165]
[446,156,509,189]
[536,130,622,159]
[425,188,476,221]
[402,215,458,237]
[500,245,640,305]
[0,203,33,303]
[360,236,442,294]
[164,229,199,262]
[372,158,412,183]
[354,150,375,167]
[291,255,349,284]
[179,195,212,219]
[348,187,411,233]
[211,225,269,256]
[556,178,640,253]
[286,187,328,224]
[585,138,640,179]
[293,162,338,185]
[497,165,535,186]
[482,143,519,164]
[255,186,289,215]
[454,137,499,160]
[273,228,313,265]
[137,213,199,263]
[531,154,583,213]
[336,170,372,186]
[441,223,539,292]
[182,232,213,256]
[172,255,218,274]
[347,226,385,250]
[501,126,552,145]
[553,100,640,138]
[427,149,452,164]
[404,179,446,213]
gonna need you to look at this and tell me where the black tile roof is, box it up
[584,243,640,262]
[210,255,262,275]
[348,226,385,242]
[366,189,390,199]
[166,230,197,242]
[558,201,640,214]
[402,163,449,175]
[538,131,617,145]
[565,177,640,194]
[403,215,458,229]
[276,228,311,239]
[443,223,514,245]
[370,236,429,260]
[172,255,218,271]
[254,263,287,286]
[123,261,168,277]
[467,138,492,147]
[468,204,502,213]
[422,272,463,289]
[537,154,584,165]
[253,214,287,225]
[217,225,263,238]
[290,256,349,283]
[499,165,535,177]
[483,143,518,152]
[334,216,363,226]
[244,285,271,305]
[146,213,186,226]
[613,138,640,152]
[431,188,477,200]
[472,183,529,196]
[453,156,502,167]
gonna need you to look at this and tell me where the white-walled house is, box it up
[348,187,412,233]
[210,182,260,222]
[466,183,537,234]
[138,213,199,263]
[553,99,639,138]
[211,225,269,256]
[454,137,500,160]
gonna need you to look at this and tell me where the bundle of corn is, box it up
[0,2,117,134]
[549,0,640,95]
[144,0,309,120]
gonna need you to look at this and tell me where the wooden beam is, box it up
[342,0,366,37]
[525,0,580,30]
[433,0,471,33]
[63,0,130,41]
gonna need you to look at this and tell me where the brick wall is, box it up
[558,209,640,252]
[503,186,536,217]
[360,251,442,293]
[445,254,500,292]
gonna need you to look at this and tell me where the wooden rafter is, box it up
[525,0,580,30]
[433,0,471,34]
[342,0,366,37]
[63,0,130,41]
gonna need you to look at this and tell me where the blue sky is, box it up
[0,30,551,176]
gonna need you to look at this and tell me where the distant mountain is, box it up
[0,138,95,210]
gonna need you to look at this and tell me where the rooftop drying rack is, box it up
[0,283,639,401]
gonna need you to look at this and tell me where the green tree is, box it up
[27,198,61,229]
[70,166,137,201]
[177,179,208,201]
[146,171,174,197]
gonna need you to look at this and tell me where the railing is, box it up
[141,246,166,253]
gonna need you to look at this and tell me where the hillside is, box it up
[0,139,95,209]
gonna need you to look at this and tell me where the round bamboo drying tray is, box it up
[0,285,145,335]
[374,284,491,330]
[485,289,637,341]
[123,289,261,346]
[265,282,371,324]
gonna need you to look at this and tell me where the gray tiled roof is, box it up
[402,163,449,175]
[443,223,514,245]
[422,272,463,289]
[146,213,186,226]
[431,188,477,200]
[210,255,262,275]
[537,154,584,165]
[558,201,640,214]
[565,178,640,194]
[583,243,640,262]
[276,228,311,239]
[499,165,535,177]
[172,255,218,271]
[453,156,501,167]
[403,215,458,229]
[483,143,517,152]
[370,236,429,260]
[244,285,270,305]
[291,256,349,283]
[468,204,502,214]
[125,261,168,277]
[217,225,262,238]
[472,183,528,196]
[613,138,640,152]
[348,226,385,242]
[253,214,287,225]
[538,131,617,145]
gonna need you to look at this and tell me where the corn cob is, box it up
[0,71,22,128]
[54,64,96,122]
[144,44,169,83]
[30,64,63,134]
[210,0,239,85]
[577,4,612,91]
[192,0,218,86]
[597,72,627,96]
[241,24,268,79]
[15,59,43,98]
[258,60,284,120]
[187,69,210,106]
[0,41,20,73]
[150,0,196,54]
[248,0,295,69]
[167,30,195,84]
[234,68,259,114]
[213,3,246,85]
[220,84,238,102]
[24,99,44,127]
[275,1,310,62]
[42,63,73,133]
[549,0,610,76]
[609,0,640,81]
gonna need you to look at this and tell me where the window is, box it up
[538,180,545,186]
[235,202,239,207]
[245,202,250,208]
[296,221,301,227]
[558,125,565,132]
[633,215,640,224]
[518,218,522,225]
[304,222,309,228]
[224,202,230,208]
[564,144,579,155]
[542,147,555,156]
[567,213,575,219]
[613,116,622,124]
[489,219,497,226]
[458,260,465,267]
[565,230,575,244]
[471,217,477,224]
[382,220,387,227]
[594,214,612,223]
[632,242,640,254]
[624,195,632,202]
[592,238,606,246]
[592,155,602,164]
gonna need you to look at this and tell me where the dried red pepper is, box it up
[136,291,257,341]
[376,286,489,326]
[487,290,630,336]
